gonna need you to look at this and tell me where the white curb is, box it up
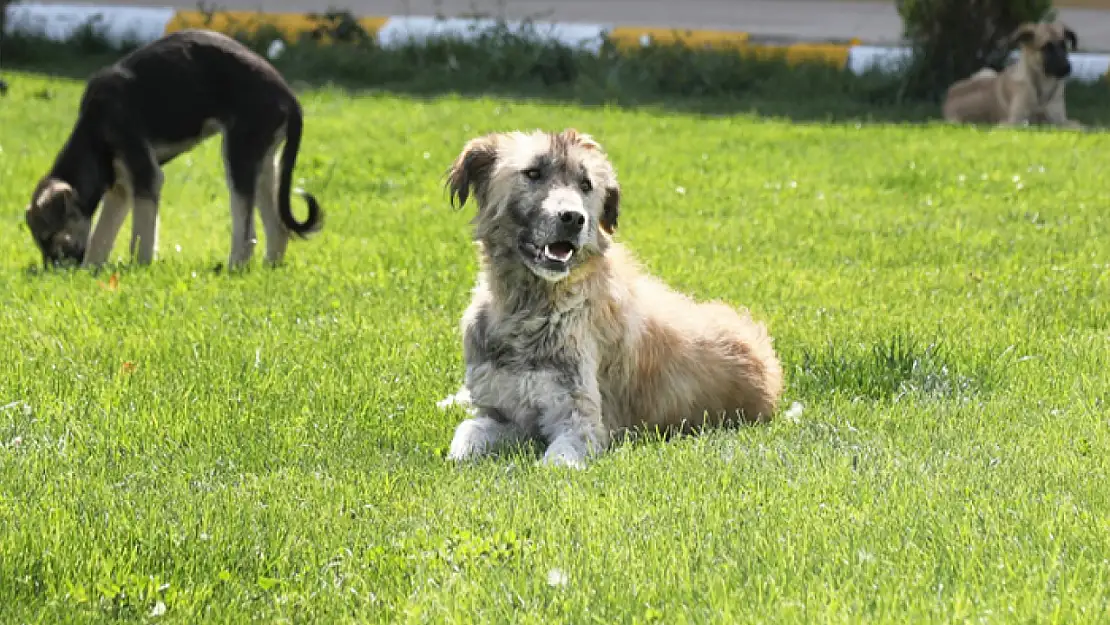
[4,2,174,48]
[376,16,609,54]
[849,44,1110,83]
[847,45,912,75]
[1070,53,1110,82]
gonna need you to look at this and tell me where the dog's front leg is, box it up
[82,184,130,268]
[1003,95,1035,128]
[1045,99,1084,130]
[130,194,162,265]
[543,428,607,469]
[540,375,609,470]
[448,408,528,462]
[128,157,164,265]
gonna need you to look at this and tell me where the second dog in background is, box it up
[23,29,324,270]
[942,21,1082,129]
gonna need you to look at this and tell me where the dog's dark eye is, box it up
[523,168,542,181]
[579,178,593,193]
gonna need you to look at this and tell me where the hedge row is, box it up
[3,7,1108,121]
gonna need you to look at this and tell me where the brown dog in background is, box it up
[942,22,1082,129]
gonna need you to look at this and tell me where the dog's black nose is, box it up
[559,209,587,231]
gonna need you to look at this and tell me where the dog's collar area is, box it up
[1033,77,1064,106]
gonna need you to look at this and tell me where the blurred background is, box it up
[4,0,1110,123]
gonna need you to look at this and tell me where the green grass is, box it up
[1,70,1109,623]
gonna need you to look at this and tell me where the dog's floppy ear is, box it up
[1010,23,1037,48]
[1065,27,1079,51]
[447,136,498,209]
[25,180,76,233]
[601,184,620,235]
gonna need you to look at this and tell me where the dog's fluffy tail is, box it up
[277,103,324,237]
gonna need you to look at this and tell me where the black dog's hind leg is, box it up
[256,135,291,266]
[222,126,270,269]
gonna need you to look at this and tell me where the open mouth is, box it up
[519,239,581,278]
[543,241,576,264]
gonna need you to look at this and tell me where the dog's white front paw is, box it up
[542,452,586,470]
[541,437,589,470]
[447,416,508,461]
[447,420,485,461]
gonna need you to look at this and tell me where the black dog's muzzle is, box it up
[1042,41,1073,78]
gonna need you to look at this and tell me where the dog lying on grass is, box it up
[942,21,1082,129]
[441,128,784,469]
[23,29,323,270]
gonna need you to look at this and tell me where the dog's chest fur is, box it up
[462,279,600,435]
[1007,62,1062,112]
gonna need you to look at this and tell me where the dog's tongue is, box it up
[544,242,574,262]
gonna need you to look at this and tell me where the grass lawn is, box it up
[1,70,1108,624]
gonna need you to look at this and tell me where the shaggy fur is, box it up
[441,128,784,469]
[942,22,1082,129]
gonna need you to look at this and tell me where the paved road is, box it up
[28,0,1110,50]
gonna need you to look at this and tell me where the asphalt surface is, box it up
[25,0,1110,50]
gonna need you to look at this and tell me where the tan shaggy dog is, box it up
[942,21,1081,129]
[439,128,784,469]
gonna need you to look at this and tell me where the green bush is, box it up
[1,0,9,93]
[896,0,1054,101]
[1,0,8,56]
[227,17,907,110]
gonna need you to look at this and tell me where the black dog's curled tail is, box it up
[278,103,324,237]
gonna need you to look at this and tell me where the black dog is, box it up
[24,29,324,269]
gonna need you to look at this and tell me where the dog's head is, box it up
[24,178,90,267]
[447,128,621,283]
[1012,22,1078,79]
